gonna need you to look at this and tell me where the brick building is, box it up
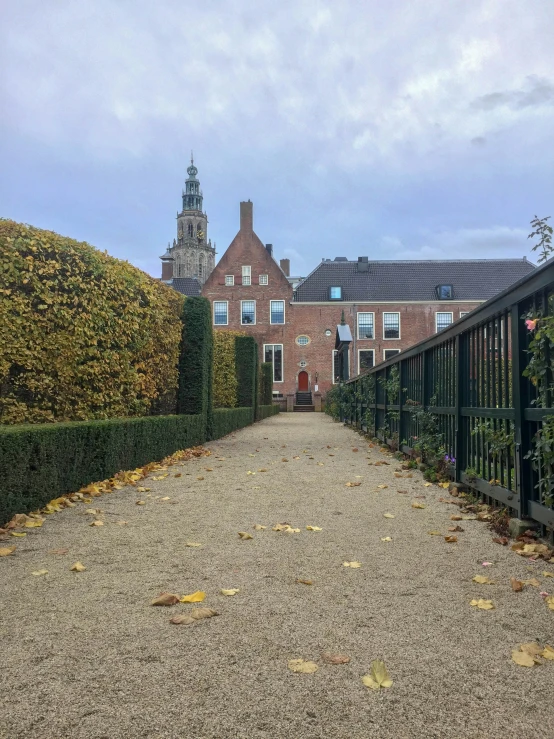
[202,201,535,408]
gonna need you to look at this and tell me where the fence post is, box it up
[398,359,405,450]
[511,304,529,518]
[454,334,464,482]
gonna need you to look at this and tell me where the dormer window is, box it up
[437,284,453,300]
[329,286,342,300]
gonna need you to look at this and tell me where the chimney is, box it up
[265,243,273,256]
[357,256,369,273]
[160,248,174,281]
[280,258,290,276]
[240,200,253,232]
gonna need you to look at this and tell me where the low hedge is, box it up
[0,414,205,525]
[213,407,254,438]
[256,404,280,421]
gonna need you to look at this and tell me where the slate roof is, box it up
[169,277,202,297]
[294,258,535,302]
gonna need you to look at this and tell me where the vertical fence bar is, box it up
[510,303,528,518]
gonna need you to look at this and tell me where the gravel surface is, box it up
[1,413,554,739]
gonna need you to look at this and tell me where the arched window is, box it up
[197,223,202,233]
[187,222,193,237]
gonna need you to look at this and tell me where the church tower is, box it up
[160,155,216,285]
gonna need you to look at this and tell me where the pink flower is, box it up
[540,591,549,598]
[525,319,537,331]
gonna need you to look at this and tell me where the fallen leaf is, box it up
[397,490,409,494]
[282,458,289,462]
[31,569,48,576]
[424,482,432,487]
[253,524,267,530]
[510,577,523,592]
[296,579,313,585]
[427,530,442,536]
[378,484,389,489]
[520,642,543,657]
[411,502,426,509]
[48,548,68,555]
[116,520,128,526]
[448,525,464,532]
[89,520,104,527]
[512,649,538,667]
[444,536,458,543]
[288,659,318,674]
[135,500,146,506]
[70,562,86,572]
[361,660,393,690]
[174,473,182,478]
[439,482,450,489]
[352,448,359,452]
[381,537,392,542]
[542,645,554,660]
[346,482,361,487]
[238,532,253,540]
[321,653,350,664]
[546,596,554,610]
[343,561,361,568]
[470,598,495,610]
[473,575,495,584]
[180,591,206,603]
[169,614,195,625]
[450,515,463,521]
[10,531,26,537]
[306,526,322,531]
[197,476,205,481]
[542,571,554,578]
[383,513,395,519]
[220,589,239,596]
[285,527,301,533]
[170,608,218,625]
[258,469,268,473]
[0,546,16,556]
[85,508,102,515]
[24,519,44,528]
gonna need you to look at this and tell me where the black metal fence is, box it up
[339,260,554,530]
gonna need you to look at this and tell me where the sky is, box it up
[1,0,553,278]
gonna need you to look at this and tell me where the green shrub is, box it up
[235,336,258,408]
[178,297,214,438]
[213,407,254,438]
[0,415,205,525]
[213,330,244,408]
[0,219,185,424]
[259,363,273,405]
[324,385,341,420]
[256,404,279,421]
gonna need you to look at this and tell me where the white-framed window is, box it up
[259,274,268,285]
[241,300,256,325]
[460,311,469,318]
[329,286,342,300]
[357,312,374,340]
[358,349,375,374]
[270,300,285,324]
[224,275,234,286]
[332,350,339,384]
[264,344,283,382]
[296,335,310,346]
[383,312,400,339]
[213,301,228,326]
[384,349,400,361]
[436,312,453,333]
[242,266,251,286]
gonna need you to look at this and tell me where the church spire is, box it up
[183,157,202,212]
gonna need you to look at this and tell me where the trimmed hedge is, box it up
[178,297,214,439]
[235,336,258,409]
[256,404,280,421]
[213,330,244,408]
[0,219,184,424]
[0,415,205,524]
[260,363,273,405]
[213,407,254,438]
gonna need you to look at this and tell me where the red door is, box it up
[298,371,309,391]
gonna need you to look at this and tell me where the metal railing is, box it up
[340,260,554,529]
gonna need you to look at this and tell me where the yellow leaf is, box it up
[520,642,543,657]
[411,502,426,509]
[10,531,26,537]
[346,481,361,487]
[180,591,206,603]
[70,561,86,572]
[185,542,202,547]
[306,526,322,531]
[258,469,268,472]
[238,531,253,540]
[296,579,313,585]
[288,659,318,674]
[427,530,442,536]
[383,513,395,519]
[151,593,180,606]
[542,645,554,660]
[472,575,495,584]
[31,569,48,576]
[439,482,450,488]
[546,596,554,611]
[444,536,458,543]
[24,519,44,528]
[135,500,146,506]
[253,524,267,530]
[511,649,538,667]
[542,571,554,578]
[343,561,361,568]
[197,476,205,480]
[378,484,388,489]
[160,496,170,501]
[424,482,432,487]
[0,546,16,556]
[470,599,495,610]
[381,537,392,542]
[89,520,104,526]
[220,589,239,596]
[285,527,301,533]
[522,578,541,587]
[361,660,393,690]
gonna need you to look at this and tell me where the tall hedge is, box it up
[213,330,244,408]
[260,362,273,405]
[0,220,184,424]
[178,297,213,438]
[235,336,258,409]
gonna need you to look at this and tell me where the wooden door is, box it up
[298,371,309,391]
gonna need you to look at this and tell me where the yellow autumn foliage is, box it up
[212,330,244,408]
[0,219,185,424]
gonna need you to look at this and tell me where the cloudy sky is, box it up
[1,0,553,278]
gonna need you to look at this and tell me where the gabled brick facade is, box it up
[201,201,534,403]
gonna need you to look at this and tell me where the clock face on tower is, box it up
[197,230,205,241]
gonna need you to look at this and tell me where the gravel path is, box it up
[1,413,553,739]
